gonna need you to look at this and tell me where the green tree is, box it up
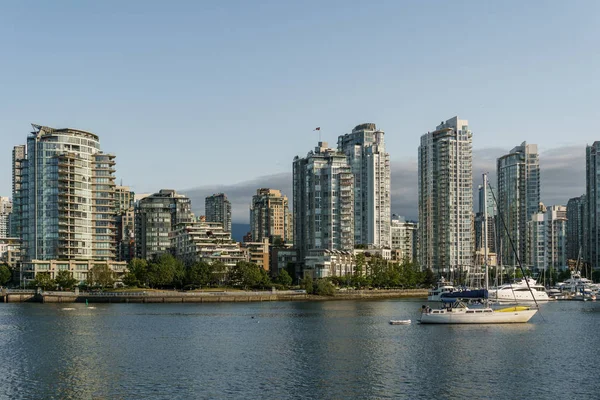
[186,261,212,287]
[423,268,436,287]
[147,253,181,288]
[593,270,600,283]
[122,272,140,287]
[88,264,115,289]
[210,261,228,286]
[558,268,572,282]
[0,264,11,286]
[315,279,335,296]
[301,277,314,294]
[274,270,292,287]
[229,261,264,289]
[31,272,56,290]
[55,270,77,290]
[128,258,149,287]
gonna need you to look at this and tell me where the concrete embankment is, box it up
[2,289,428,303]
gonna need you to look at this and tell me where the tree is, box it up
[147,253,181,288]
[274,269,293,287]
[0,264,11,286]
[315,279,335,296]
[423,268,436,287]
[186,261,213,287]
[210,261,228,286]
[31,272,55,290]
[55,270,77,290]
[122,272,139,287]
[558,268,572,282]
[128,258,149,287]
[88,264,115,289]
[301,277,314,294]
[229,261,264,289]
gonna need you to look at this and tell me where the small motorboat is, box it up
[389,319,411,325]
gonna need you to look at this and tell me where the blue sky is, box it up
[1,0,598,203]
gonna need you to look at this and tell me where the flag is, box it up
[313,127,321,131]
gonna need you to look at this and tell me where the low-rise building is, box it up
[304,249,354,279]
[171,221,246,267]
[22,260,127,285]
[269,246,298,278]
[241,238,270,270]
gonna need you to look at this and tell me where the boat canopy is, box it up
[441,289,488,300]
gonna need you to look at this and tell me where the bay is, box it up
[0,300,599,400]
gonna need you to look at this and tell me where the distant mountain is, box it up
[231,223,250,242]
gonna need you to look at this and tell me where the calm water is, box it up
[1,299,599,400]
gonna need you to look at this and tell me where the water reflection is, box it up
[1,301,600,399]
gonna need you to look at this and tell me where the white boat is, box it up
[418,174,538,325]
[488,278,549,303]
[389,319,411,325]
[419,302,537,324]
[427,277,456,301]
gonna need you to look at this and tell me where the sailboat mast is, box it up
[483,173,489,292]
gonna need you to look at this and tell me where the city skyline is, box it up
[0,2,598,200]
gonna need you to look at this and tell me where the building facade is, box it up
[474,184,497,255]
[0,197,12,239]
[390,215,418,263]
[205,193,232,233]
[10,145,25,238]
[586,142,600,269]
[114,186,135,263]
[337,123,391,247]
[249,188,292,244]
[566,195,585,261]
[418,117,473,274]
[293,142,354,263]
[135,189,192,260]
[496,142,540,269]
[528,204,567,271]
[171,220,246,267]
[12,124,125,282]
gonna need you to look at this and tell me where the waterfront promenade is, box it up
[0,288,428,303]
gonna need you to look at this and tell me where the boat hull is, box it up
[419,308,537,324]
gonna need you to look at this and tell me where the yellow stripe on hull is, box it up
[495,306,532,312]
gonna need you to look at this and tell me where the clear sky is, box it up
[1,0,598,198]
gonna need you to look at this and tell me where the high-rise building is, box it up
[250,188,292,244]
[390,215,418,263]
[337,123,391,247]
[15,124,118,262]
[205,193,231,233]
[474,184,497,255]
[528,204,567,271]
[0,197,12,239]
[293,142,354,262]
[586,142,600,269]
[135,189,192,260]
[10,145,25,238]
[13,124,124,282]
[115,186,136,263]
[566,195,585,261]
[496,142,540,269]
[418,117,473,274]
[115,185,135,212]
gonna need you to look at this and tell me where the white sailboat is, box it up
[419,173,538,324]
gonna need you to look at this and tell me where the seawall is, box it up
[2,289,428,304]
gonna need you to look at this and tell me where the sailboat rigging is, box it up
[419,173,538,324]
